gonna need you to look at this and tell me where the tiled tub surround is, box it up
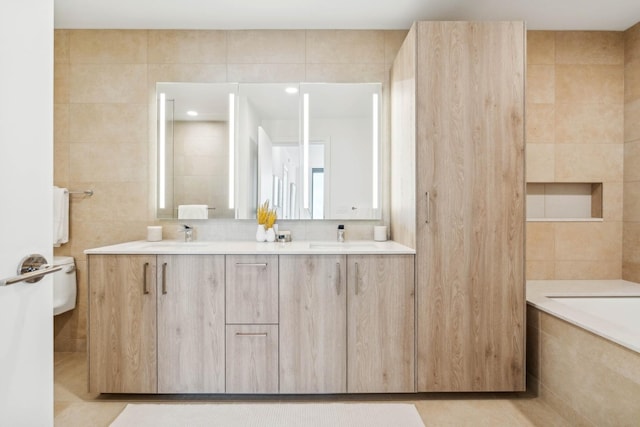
[53,28,407,352]
[526,31,625,281]
[527,280,640,425]
[624,23,640,282]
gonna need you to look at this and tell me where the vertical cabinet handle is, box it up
[425,191,431,224]
[161,262,168,295]
[143,262,150,294]
[355,262,360,295]
[335,262,341,295]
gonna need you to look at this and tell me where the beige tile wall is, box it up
[526,31,625,280]
[53,29,407,351]
[624,23,640,281]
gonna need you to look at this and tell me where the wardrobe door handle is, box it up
[355,262,360,295]
[161,262,168,295]
[235,332,268,337]
[425,191,431,224]
[143,262,150,295]
[335,262,341,295]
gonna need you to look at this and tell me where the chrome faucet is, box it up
[337,224,345,242]
[180,224,194,242]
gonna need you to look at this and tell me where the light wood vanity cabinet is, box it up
[225,255,278,324]
[390,21,525,391]
[88,254,226,394]
[347,255,415,393]
[225,255,279,393]
[279,254,415,393]
[279,255,347,394]
[89,254,157,393]
[156,255,225,393]
[226,324,279,393]
[88,251,414,395]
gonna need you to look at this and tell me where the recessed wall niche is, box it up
[526,183,603,221]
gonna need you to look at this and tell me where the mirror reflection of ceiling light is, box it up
[285,87,298,94]
[187,110,198,117]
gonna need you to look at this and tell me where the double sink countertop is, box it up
[84,240,416,255]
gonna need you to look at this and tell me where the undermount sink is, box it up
[308,242,377,250]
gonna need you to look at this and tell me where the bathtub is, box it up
[527,280,640,425]
[527,280,640,353]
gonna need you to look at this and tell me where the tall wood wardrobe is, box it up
[390,21,525,391]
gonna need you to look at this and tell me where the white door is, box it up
[0,1,54,426]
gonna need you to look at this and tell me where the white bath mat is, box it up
[109,402,425,427]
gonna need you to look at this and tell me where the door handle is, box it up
[143,262,150,294]
[161,262,167,295]
[425,191,431,224]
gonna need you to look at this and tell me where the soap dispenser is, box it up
[337,224,345,242]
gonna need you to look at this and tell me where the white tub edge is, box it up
[527,279,640,354]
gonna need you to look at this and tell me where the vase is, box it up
[265,227,276,242]
[255,224,266,242]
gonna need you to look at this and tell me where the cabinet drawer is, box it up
[226,255,278,324]
[226,324,278,393]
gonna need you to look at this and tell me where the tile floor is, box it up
[55,352,570,426]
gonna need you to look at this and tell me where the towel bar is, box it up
[68,189,93,196]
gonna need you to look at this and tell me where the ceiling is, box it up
[54,0,639,31]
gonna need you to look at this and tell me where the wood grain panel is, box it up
[347,254,415,393]
[157,255,225,393]
[415,21,525,391]
[88,254,157,393]
[390,24,417,249]
[279,255,347,393]
[225,324,279,393]
[226,255,278,324]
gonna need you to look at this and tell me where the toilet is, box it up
[53,256,77,316]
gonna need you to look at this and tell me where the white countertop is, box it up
[84,240,416,255]
[527,280,640,353]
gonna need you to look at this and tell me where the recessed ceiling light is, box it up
[187,110,198,116]
[285,87,298,94]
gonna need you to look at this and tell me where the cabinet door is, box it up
[347,254,415,393]
[226,324,278,393]
[226,255,278,324]
[279,255,347,393]
[88,254,157,393]
[415,22,525,391]
[157,255,225,393]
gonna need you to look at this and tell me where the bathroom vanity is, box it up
[85,240,415,394]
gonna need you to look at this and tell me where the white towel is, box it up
[53,186,69,247]
[178,204,208,219]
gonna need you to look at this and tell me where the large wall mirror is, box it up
[157,82,382,220]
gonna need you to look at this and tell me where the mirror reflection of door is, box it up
[311,168,324,219]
